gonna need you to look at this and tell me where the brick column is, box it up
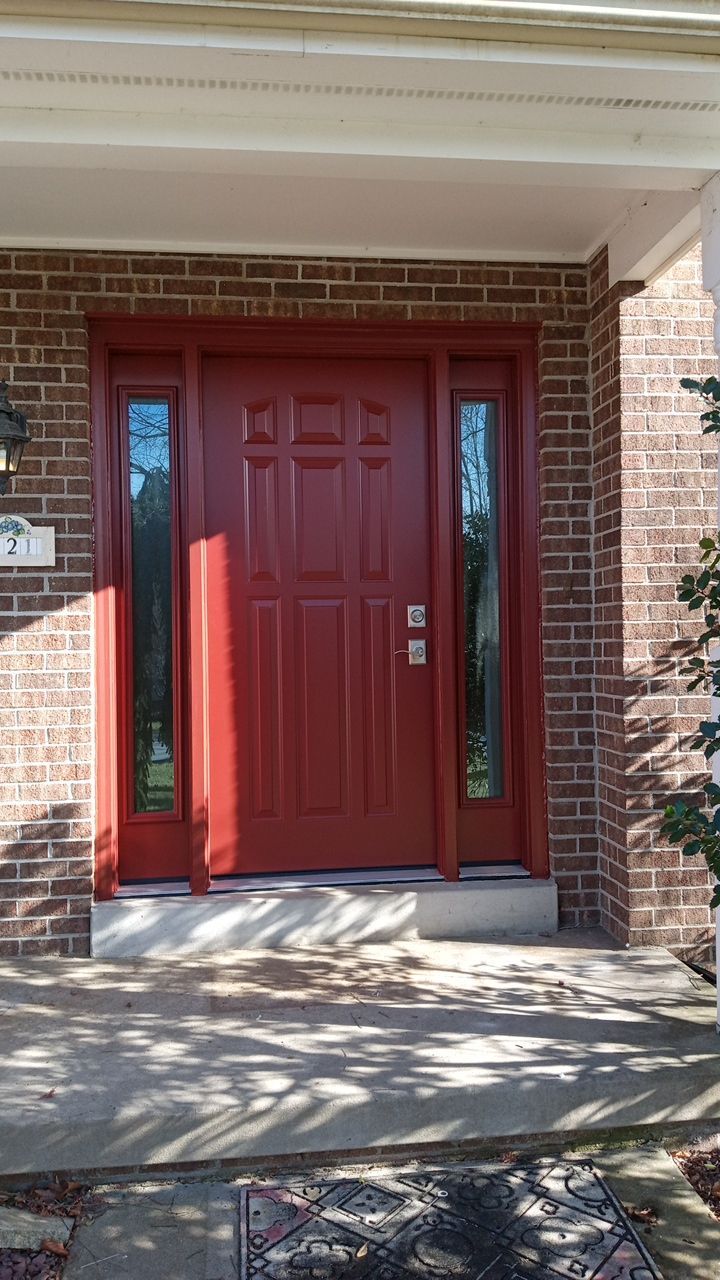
[700,172,720,1024]
[590,244,717,952]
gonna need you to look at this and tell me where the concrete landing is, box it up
[1,931,719,1177]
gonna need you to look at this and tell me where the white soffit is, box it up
[0,164,650,261]
[0,17,717,265]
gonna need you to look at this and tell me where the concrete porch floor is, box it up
[1,929,719,1179]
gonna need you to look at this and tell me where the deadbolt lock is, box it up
[407,605,427,628]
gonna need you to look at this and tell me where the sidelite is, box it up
[459,399,504,800]
[127,396,175,814]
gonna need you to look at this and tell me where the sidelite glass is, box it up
[460,399,504,800]
[128,397,175,814]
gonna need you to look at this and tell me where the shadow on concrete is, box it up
[1,932,719,1176]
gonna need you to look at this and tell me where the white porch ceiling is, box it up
[0,13,718,271]
[1,161,647,261]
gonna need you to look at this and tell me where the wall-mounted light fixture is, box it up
[0,381,30,497]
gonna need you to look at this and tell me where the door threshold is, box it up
[210,863,530,894]
[114,862,529,899]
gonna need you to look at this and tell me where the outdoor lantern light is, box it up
[0,380,30,497]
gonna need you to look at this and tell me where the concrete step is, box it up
[1,932,719,1178]
[91,877,558,957]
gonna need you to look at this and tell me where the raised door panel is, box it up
[295,598,350,817]
[358,399,391,445]
[291,394,344,444]
[245,457,279,583]
[359,458,391,583]
[248,599,283,821]
[292,459,346,582]
[361,597,397,815]
[243,397,277,444]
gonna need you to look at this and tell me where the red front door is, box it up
[202,356,436,876]
[94,321,549,896]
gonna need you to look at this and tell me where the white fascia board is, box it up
[3,9,720,68]
[0,140,705,196]
[306,32,720,69]
[0,17,306,54]
[2,17,720,72]
[607,188,702,284]
[0,234,591,261]
[0,108,717,173]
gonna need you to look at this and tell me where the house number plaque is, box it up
[0,515,55,567]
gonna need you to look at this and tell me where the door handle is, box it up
[394,640,427,665]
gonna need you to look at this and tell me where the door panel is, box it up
[202,356,436,876]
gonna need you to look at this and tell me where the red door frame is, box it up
[90,318,548,898]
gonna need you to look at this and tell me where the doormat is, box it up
[239,1160,662,1278]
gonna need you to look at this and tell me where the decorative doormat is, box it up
[239,1160,662,1278]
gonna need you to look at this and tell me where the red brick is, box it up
[0,243,714,955]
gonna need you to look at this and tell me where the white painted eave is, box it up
[0,1,717,271]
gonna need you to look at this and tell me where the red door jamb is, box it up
[91,318,547,899]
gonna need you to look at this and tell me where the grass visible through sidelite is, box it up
[145,758,173,812]
[135,718,174,813]
[466,750,490,800]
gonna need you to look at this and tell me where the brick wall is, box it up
[538,279,598,927]
[0,246,713,955]
[589,245,717,951]
[0,249,595,954]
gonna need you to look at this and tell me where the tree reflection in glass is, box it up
[460,400,503,799]
[128,398,174,813]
